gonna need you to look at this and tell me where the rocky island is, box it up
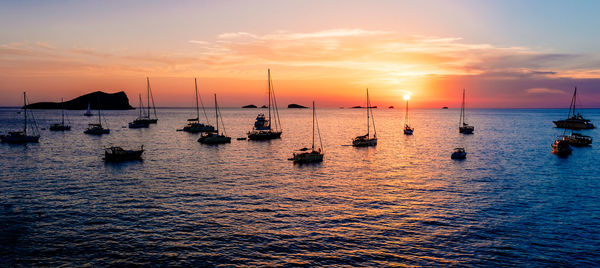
[242,104,258,108]
[24,91,134,110]
[287,104,308,108]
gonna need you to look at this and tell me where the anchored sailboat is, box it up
[290,101,324,163]
[198,94,231,144]
[136,77,158,124]
[182,78,215,133]
[352,88,377,147]
[129,94,150,128]
[553,87,594,129]
[459,88,474,134]
[403,95,413,135]
[247,69,282,140]
[1,92,40,143]
[49,98,71,131]
[84,102,93,116]
[84,97,110,135]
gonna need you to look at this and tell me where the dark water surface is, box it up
[1,107,599,266]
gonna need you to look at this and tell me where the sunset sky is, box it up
[1,0,600,108]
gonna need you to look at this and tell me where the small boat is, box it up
[561,132,592,147]
[182,78,215,133]
[553,87,594,129]
[1,92,40,144]
[352,88,377,147]
[290,101,324,163]
[451,147,467,159]
[403,95,414,135]
[552,139,572,156]
[84,102,93,116]
[247,69,283,140]
[198,94,231,144]
[128,94,150,128]
[84,99,110,135]
[104,146,144,161]
[49,97,71,131]
[442,106,449,109]
[459,88,474,134]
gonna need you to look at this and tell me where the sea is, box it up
[1,107,599,267]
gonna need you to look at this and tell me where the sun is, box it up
[403,95,410,101]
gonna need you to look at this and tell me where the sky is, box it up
[1,0,600,108]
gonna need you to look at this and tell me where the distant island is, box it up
[260,105,268,108]
[388,106,394,109]
[242,104,257,108]
[24,91,133,110]
[442,106,449,109]
[351,106,377,109]
[287,104,308,108]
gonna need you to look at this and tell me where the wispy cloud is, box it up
[526,88,566,94]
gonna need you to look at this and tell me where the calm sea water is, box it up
[1,107,599,266]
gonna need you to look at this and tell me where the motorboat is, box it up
[104,146,144,161]
[561,132,592,147]
[451,147,467,159]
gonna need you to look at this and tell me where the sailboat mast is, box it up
[23,92,27,135]
[61,97,65,124]
[146,77,150,118]
[268,69,272,128]
[214,94,219,134]
[194,78,200,121]
[366,88,370,137]
[312,101,315,150]
[460,88,465,126]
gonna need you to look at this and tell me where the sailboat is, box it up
[553,87,594,129]
[352,88,377,147]
[136,77,158,124]
[290,101,324,163]
[84,102,93,116]
[1,92,40,143]
[49,98,71,131]
[247,69,283,140]
[459,88,474,134]
[84,98,110,135]
[198,94,231,144]
[182,78,215,133]
[128,94,150,128]
[403,95,414,135]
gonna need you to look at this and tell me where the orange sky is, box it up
[2,2,600,108]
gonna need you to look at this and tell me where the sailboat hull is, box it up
[0,134,40,143]
[49,124,71,131]
[198,134,231,144]
[459,126,474,134]
[352,137,377,147]
[248,130,282,140]
[292,151,324,163]
[553,119,594,129]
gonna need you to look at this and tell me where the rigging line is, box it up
[199,91,210,125]
[25,94,40,135]
[315,104,324,152]
[218,106,227,136]
[149,81,158,119]
[271,78,282,131]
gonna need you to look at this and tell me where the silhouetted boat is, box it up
[561,132,592,146]
[182,78,215,133]
[84,102,93,116]
[553,87,594,129]
[352,88,377,147]
[84,98,109,135]
[1,92,40,143]
[248,69,282,140]
[459,88,474,134]
[290,101,324,163]
[552,139,572,156]
[104,146,144,161]
[442,106,448,109]
[129,94,150,128]
[49,98,71,131]
[451,147,467,159]
[198,94,231,144]
[135,77,158,124]
[403,96,413,135]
